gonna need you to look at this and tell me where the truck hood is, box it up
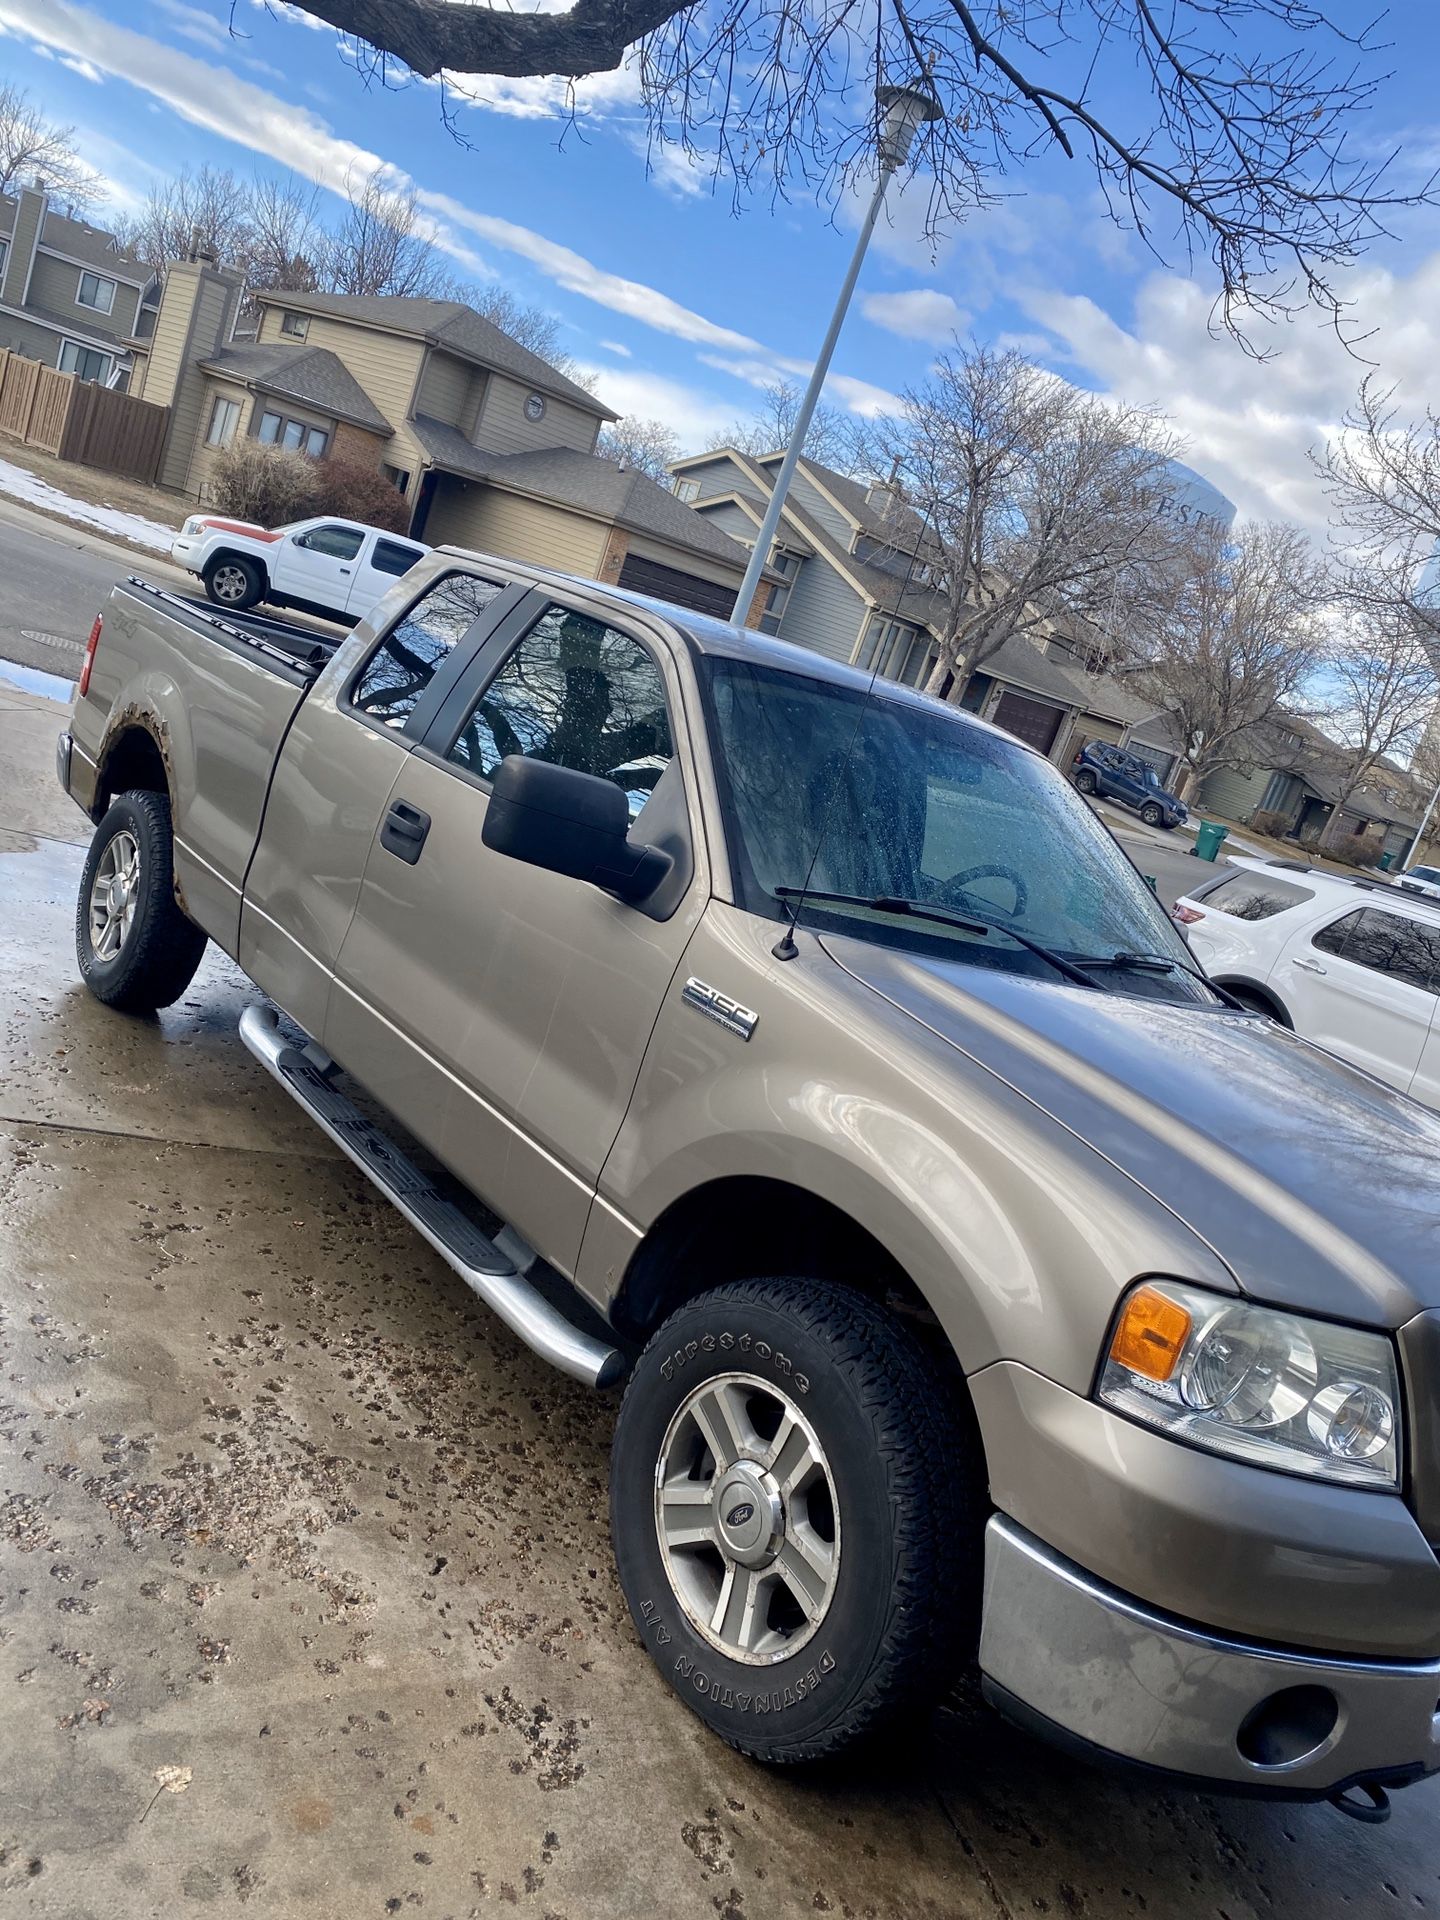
[821,933,1440,1327]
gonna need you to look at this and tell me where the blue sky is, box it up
[3,0,1440,537]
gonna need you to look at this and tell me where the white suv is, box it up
[1174,856,1440,1110]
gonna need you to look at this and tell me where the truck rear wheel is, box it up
[205,556,263,610]
[610,1278,981,1764]
[76,791,208,1013]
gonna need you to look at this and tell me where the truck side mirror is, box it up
[481,755,671,905]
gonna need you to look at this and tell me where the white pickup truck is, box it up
[171,514,429,624]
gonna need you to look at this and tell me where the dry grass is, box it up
[0,435,187,546]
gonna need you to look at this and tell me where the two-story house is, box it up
[672,445,1183,775]
[0,185,155,389]
[129,259,758,615]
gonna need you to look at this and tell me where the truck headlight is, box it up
[1098,1280,1401,1489]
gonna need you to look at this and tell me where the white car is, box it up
[1174,855,1440,1109]
[1395,862,1440,903]
[171,515,429,624]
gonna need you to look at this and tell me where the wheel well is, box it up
[614,1177,938,1342]
[96,725,169,819]
[1217,978,1293,1027]
[206,547,267,586]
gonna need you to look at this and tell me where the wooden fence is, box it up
[0,348,169,485]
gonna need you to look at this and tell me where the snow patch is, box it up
[0,455,177,554]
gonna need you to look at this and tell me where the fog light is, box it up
[1236,1685,1339,1768]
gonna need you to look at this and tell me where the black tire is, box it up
[610,1278,982,1765]
[204,554,263,610]
[76,790,208,1013]
[1140,801,1164,828]
[1074,768,1098,795]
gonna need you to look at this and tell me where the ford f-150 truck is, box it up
[56,554,1440,1817]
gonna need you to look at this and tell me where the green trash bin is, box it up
[1192,820,1229,862]
[1379,851,1396,872]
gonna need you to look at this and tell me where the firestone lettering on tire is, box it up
[672,1648,835,1712]
[657,1332,809,1393]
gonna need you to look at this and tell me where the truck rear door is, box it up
[239,565,519,1039]
[322,588,707,1275]
[344,535,427,619]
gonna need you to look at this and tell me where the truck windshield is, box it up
[704,657,1202,994]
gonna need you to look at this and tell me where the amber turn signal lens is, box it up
[1109,1285,1192,1382]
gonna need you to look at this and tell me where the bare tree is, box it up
[878,345,1183,697]
[0,84,103,212]
[1133,519,1328,793]
[116,166,253,275]
[1317,376,1440,603]
[598,416,683,480]
[275,2,1425,329]
[1314,589,1438,846]
[711,380,872,477]
[245,174,324,293]
[317,172,457,298]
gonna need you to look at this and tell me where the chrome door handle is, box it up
[1294,957,1326,975]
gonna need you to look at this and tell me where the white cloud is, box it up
[58,52,101,81]
[826,372,903,418]
[599,339,633,358]
[573,363,737,452]
[440,63,641,123]
[861,288,966,343]
[1019,255,1440,537]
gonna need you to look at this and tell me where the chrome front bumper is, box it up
[980,1516,1440,1795]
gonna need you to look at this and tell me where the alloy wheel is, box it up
[88,829,141,961]
[654,1371,841,1665]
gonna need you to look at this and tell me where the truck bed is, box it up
[70,576,346,955]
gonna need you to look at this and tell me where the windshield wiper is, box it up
[772,888,1103,991]
[1072,948,1243,1008]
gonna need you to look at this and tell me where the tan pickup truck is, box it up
[57,554,1440,1818]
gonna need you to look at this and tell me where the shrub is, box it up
[309,449,411,534]
[1249,809,1293,839]
[208,440,319,527]
[1328,834,1385,870]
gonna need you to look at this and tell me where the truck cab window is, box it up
[349,573,504,730]
[448,603,673,817]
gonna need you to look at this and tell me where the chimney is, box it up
[1,183,48,311]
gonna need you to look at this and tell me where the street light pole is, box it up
[730,82,942,625]
[1406,777,1440,868]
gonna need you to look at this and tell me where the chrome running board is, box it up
[239,1004,625,1389]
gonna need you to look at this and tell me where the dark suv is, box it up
[1071,742,1187,830]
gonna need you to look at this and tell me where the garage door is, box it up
[991,690,1066,757]
[617,554,737,618]
[1127,741,1178,783]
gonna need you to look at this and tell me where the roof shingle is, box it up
[200,343,393,433]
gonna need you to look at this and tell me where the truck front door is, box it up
[324,591,707,1275]
[271,523,365,613]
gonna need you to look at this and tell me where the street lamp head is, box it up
[876,81,944,172]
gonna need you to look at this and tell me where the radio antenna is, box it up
[772,489,936,961]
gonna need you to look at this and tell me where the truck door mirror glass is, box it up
[481,755,670,905]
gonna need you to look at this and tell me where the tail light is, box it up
[78,613,103,697]
[1171,902,1205,925]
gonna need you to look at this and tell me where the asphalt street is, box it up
[6,513,1430,1919]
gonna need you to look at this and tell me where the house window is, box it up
[0,238,8,276]
[382,464,411,496]
[860,615,921,678]
[206,396,242,448]
[758,550,801,635]
[279,311,309,339]
[76,271,117,315]
[58,339,113,384]
[258,409,328,458]
[673,477,700,503]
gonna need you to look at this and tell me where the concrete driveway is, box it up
[2,527,1438,1916]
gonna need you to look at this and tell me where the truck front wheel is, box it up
[76,791,208,1012]
[610,1277,981,1763]
[204,556,263,610]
